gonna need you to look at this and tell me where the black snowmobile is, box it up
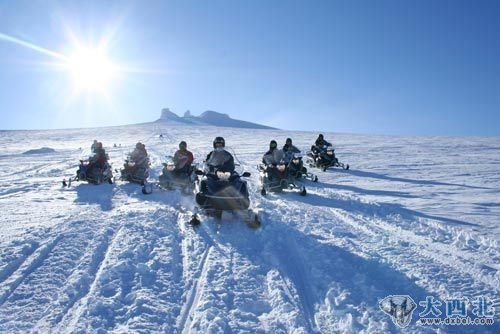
[63,143,113,187]
[286,152,318,182]
[192,166,260,227]
[258,158,307,196]
[195,167,250,212]
[305,145,349,171]
[189,137,261,227]
[120,158,150,185]
[71,160,113,185]
[158,155,197,193]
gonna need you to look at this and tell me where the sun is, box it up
[67,46,117,93]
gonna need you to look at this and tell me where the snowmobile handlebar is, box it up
[195,169,250,178]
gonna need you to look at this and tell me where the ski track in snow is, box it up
[0,125,499,333]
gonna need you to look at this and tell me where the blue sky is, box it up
[0,0,499,136]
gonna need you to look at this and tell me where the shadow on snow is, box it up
[338,169,492,191]
[215,221,432,333]
[74,183,114,211]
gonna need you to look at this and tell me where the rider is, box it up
[91,139,98,153]
[282,137,300,163]
[129,142,149,167]
[89,142,109,169]
[123,142,149,179]
[263,140,284,165]
[312,134,332,153]
[262,140,286,182]
[311,134,338,167]
[205,136,235,173]
[76,141,112,182]
[173,141,194,175]
[283,138,300,154]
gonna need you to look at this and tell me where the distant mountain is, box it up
[156,108,276,129]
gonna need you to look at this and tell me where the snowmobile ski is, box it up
[142,181,154,194]
[185,208,262,229]
[188,214,201,226]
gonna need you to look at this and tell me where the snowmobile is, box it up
[119,158,150,185]
[192,166,260,227]
[305,145,349,171]
[68,160,113,185]
[258,158,307,196]
[157,156,197,193]
[286,152,318,183]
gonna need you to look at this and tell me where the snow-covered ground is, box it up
[0,123,498,333]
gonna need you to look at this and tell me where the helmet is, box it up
[286,138,292,145]
[213,136,225,148]
[96,142,103,149]
[270,140,277,150]
[136,142,142,149]
[179,141,187,149]
[318,134,324,139]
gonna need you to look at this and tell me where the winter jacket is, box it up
[315,138,331,148]
[90,148,108,168]
[283,144,300,154]
[130,148,148,166]
[174,149,194,170]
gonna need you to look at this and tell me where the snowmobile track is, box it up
[327,208,499,295]
[178,245,212,334]
[0,240,38,284]
[176,211,214,334]
[56,225,124,333]
[0,235,62,306]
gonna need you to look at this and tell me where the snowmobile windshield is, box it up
[206,150,234,172]
[264,149,285,166]
[290,145,301,153]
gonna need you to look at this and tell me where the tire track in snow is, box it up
[178,245,212,334]
[277,189,498,302]
[275,260,318,333]
[0,240,38,284]
[35,225,117,332]
[328,208,500,300]
[176,212,214,334]
[0,235,62,306]
[97,207,185,333]
[257,191,496,332]
[56,224,125,333]
[2,156,72,179]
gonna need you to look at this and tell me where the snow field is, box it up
[0,124,499,333]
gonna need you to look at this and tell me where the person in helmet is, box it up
[78,141,108,181]
[283,138,300,157]
[262,140,287,182]
[315,134,331,148]
[205,136,235,172]
[89,141,109,168]
[84,141,112,182]
[121,142,148,179]
[312,134,332,154]
[283,138,300,154]
[129,142,149,167]
[173,141,194,174]
[263,140,285,166]
[91,139,98,153]
[282,137,301,163]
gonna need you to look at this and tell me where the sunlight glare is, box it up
[68,46,117,93]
